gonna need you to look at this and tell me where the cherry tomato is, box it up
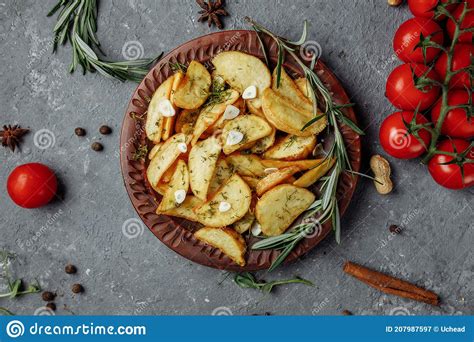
[386,63,441,111]
[431,89,474,139]
[428,139,474,189]
[408,0,458,19]
[7,163,58,208]
[435,44,473,89]
[393,18,444,63]
[380,111,431,159]
[446,1,474,43]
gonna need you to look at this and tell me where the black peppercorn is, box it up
[46,302,56,311]
[389,224,402,234]
[42,291,56,302]
[71,284,84,294]
[74,127,86,136]
[91,142,103,151]
[99,125,112,135]
[65,264,77,274]
[342,309,353,315]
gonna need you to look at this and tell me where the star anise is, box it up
[196,0,229,29]
[0,125,30,152]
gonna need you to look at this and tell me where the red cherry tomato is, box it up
[386,63,441,111]
[393,18,444,63]
[435,44,473,89]
[380,111,431,159]
[446,1,474,43]
[431,89,474,139]
[7,163,58,208]
[428,139,474,189]
[408,0,458,19]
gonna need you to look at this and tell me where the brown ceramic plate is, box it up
[120,30,361,271]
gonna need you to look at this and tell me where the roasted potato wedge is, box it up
[145,75,174,143]
[263,135,317,161]
[272,68,313,112]
[212,51,271,110]
[208,158,233,195]
[153,181,168,195]
[250,126,276,154]
[147,133,188,188]
[172,61,211,110]
[262,88,326,136]
[255,166,301,196]
[261,158,325,171]
[148,143,163,160]
[157,160,189,212]
[194,227,247,266]
[295,78,312,99]
[221,114,272,154]
[188,136,222,201]
[226,153,267,178]
[191,89,240,145]
[233,211,255,234]
[195,174,251,227]
[161,195,203,222]
[241,176,260,190]
[247,99,265,117]
[161,71,184,140]
[293,157,335,187]
[175,109,200,135]
[255,184,315,236]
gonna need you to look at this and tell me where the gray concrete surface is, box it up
[0,0,472,316]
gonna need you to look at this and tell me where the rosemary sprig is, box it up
[247,18,364,271]
[234,272,313,293]
[0,251,41,299]
[48,0,161,82]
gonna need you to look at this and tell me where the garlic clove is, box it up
[177,142,188,153]
[158,99,176,117]
[174,189,186,204]
[223,104,240,120]
[218,201,231,212]
[251,222,262,236]
[242,85,257,99]
[226,130,244,146]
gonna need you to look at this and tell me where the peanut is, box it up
[370,155,393,195]
[387,0,403,6]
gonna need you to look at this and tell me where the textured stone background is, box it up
[0,0,472,316]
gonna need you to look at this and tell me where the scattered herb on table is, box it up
[234,272,313,293]
[247,18,365,271]
[47,0,162,82]
[0,307,14,316]
[0,125,30,152]
[196,0,229,29]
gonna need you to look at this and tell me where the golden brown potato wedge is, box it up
[146,75,174,143]
[226,153,267,178]
[188,136,222,201]
[247,99,265,117]
[261,158,325,171]
[208,158,233,195]
[293,157,335,187]
[255,166,301,196]
[212,51,271,110]
[295,78,312,99]
[272,68,313,112]
[161,71,184,140]
[148,143,163,160]
[153,181,168,195]
[191,89,240,145]
[263,135,317,161]
[241,176,260,190]
[195,174,251,227]
[233,211,255,234]
[262,88,326,136]
[194,227,247,266]
[250,126,276,154]
[157,160,189,212]
[221,114,272,154]
[146,133,189,188]
[175,109,200,135]
[172,61,211,110]
[255,184,315,236]
[161,195,203,222]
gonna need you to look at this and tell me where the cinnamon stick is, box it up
[343,261,439,306]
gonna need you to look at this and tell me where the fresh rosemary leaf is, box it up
[234,272,313,293]
[253,27,269,66]
[337,113,365,135]
[286,20,308,46]
[276,43,284,88]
